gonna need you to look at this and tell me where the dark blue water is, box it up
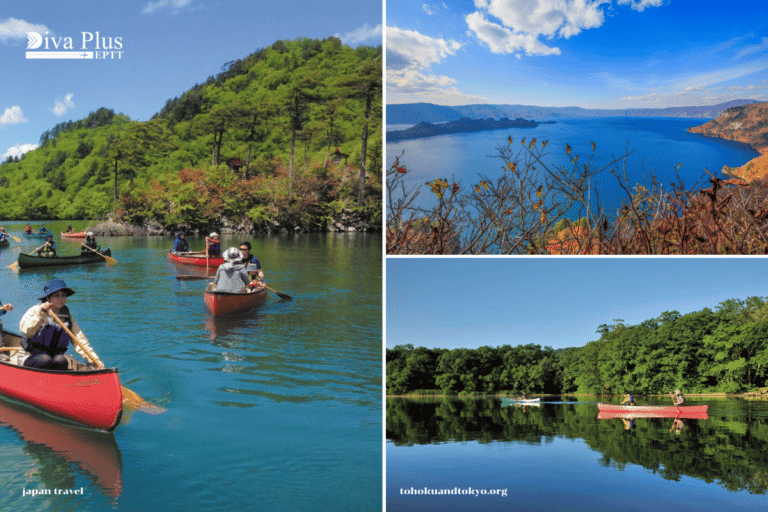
[387,117,760,214]
[0,221,382,511]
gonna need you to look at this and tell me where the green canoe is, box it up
[18,249,112,269]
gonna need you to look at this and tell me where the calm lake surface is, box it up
[0,220,382,511]
[387,396,768,511]
[386,117,760,214]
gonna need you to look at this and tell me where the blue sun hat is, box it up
[38,279,75,300]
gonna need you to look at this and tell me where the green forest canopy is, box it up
[387,296,768,395]
[0,37,382,231]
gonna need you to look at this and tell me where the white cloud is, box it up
[2,143,38,160]
[0,106,26,125]
[387,26,462,70]
[51,93,75,117]
[338,23,382,46]
[387,68,487,105]
[734,37,768,60]
[466,0,665,57]
[141,0,192,15]
[466,11,561,56]
[616,0,665,12]
[0,18,50,42]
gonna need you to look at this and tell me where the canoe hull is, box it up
[0,239,8,248]
[597,402,708,413]
[23,231,53,239]
[18,249,112,269]
[501,397,540,404]
[0,331,122,431]
[598,411,709,420]
[61,231,87,238]
[204,287,267,316]
[167,251,224,268]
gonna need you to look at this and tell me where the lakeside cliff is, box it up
[688,102,768,182]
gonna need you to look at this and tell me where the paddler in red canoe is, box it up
[621,393,636,406]
[670,389,686,406]
[206,232,222,258]
[18,279,104,371]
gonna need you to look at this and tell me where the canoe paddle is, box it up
[47,310,165,415]
[81,243,118,265]
[7,235,21,243]
[176,275,214,281]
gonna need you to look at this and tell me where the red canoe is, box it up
[0,330,123,431]
[598,411,709,420]
[204,286,267,316]
[61,231,87,238]
[167,250,224,268]
[597,402,708,414]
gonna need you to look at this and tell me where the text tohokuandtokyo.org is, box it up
[400,487,508,498]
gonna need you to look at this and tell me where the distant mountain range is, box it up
[387,117,554,142]
[387,100,761,125]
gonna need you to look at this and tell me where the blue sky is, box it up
[386,0,768,108]
[386,257,768,350]
[0,0,381,161]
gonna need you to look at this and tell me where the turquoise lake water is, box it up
[387,397,768,511]
[386,117,760,215]
[0,221,382,511]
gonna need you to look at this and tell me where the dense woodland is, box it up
[0,37,382,232]
[387,296,768,395]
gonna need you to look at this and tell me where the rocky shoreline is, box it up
[84,210,381,237]
[687,102,768,184]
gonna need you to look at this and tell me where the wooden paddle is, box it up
[8,235,21,243]
[81,243,118,265]
[670,392,680,413]
[6,242,50,270]
[265,285,292,300]
[176,275,214,281]
[47,310,165,414]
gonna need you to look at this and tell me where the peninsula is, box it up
[387,117,553,142]
[687,102,768,183]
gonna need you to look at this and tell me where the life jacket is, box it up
[40,243,56,257]
[22,306,73,356]
[208,240,221,255]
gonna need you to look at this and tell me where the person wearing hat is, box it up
[65,223,74,233]
[172,231,189,253]
[211,247,251,293]
[37,235,56,258]
[206,232,222,258]
[81,231,100,255]
[18,279,104,370]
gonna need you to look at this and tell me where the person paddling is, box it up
[37,235,56,258]
[19,279,104,371]
[670,389,686,407]
[172,231,190,253]
[621,393,636,406]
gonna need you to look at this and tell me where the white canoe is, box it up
[501,397,540,404]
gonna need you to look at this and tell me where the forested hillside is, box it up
[387,296,768,395]
[0,37,382,232]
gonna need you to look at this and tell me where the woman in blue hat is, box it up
[18,279,103,370]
